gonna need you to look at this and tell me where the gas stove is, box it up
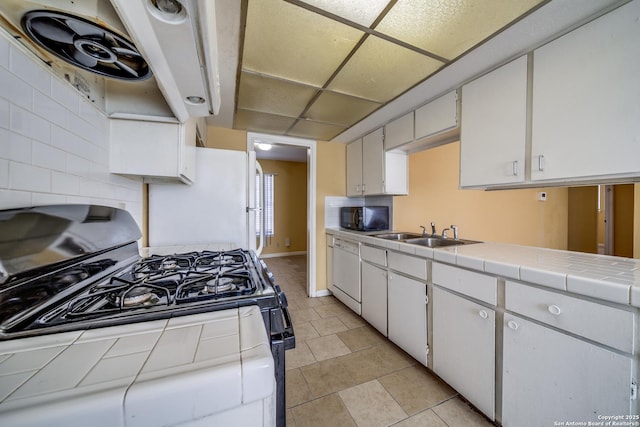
[0,204,294,427]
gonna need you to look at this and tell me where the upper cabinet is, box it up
[346,128,408,197]
[530,1,640,183]
[384,112,414,151]
[460,56,528,188]
[110,116,196,185]
[459,1,640,189]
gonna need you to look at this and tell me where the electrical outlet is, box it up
[538,191,547,201]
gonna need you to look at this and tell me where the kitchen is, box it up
[1,0,639,426]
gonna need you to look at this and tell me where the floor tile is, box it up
[301,357,358,398]
[285,342,317,370]
[379,365,456,415]
[311,316,348,336]
[286,368,313,408]
[338,311,367,329]
[286,409,297,427]
[337,325,386,352]
[339,380,408,427]
[392,409,447,427]
[289,307,321,323]
[291,394,357,427]
[306,334,351,361]
[314,302,351,318]
[431,397,494,427]
[292,321,320,342]
[339,343,414,384]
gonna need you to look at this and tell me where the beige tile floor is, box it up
[262,255,495,427]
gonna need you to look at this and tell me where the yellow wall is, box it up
[206,126,246,151]
[635,184,640,259]
[613,184,634,258]
[393,142,569,249]
[259,159,308,255]
[567,186,598,254]
[315,140,347,292]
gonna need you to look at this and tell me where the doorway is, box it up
[567,184,634,257]
[247,132,318,297]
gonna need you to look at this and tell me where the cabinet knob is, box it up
[512,160,519,176]
[478,310,488,319]
[548,304,562,316]
[507,320,519,330]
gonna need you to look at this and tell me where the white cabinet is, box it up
[502,281,635,426]
[530,0,640,182]
[331,238,361,315]
[414,90,459,143]
[326,235,334,292]
[432,263,497,420]
[387,251,428,366]
[384,112,414,151]
[460,55,528,188]
[346,128,408,196]
[110,116,196,184]
[361,261,388,336]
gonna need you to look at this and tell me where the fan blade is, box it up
[112,47,142,58]
[72,49,98,68]
[66,18,104,38]
[114,60,139,78]
[30,18,75,44]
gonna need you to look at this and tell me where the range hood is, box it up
[0,0,221,122]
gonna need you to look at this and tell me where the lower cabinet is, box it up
[502,313,633,426]
[388,273,427,366]
[361,261,388,336]
[433,286,495,420]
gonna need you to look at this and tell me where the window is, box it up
[256,173,274,236]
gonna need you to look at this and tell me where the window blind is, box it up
[256,173,274,237]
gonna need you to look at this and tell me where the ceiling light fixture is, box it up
[185,96,205,104]
[256,142,272,151]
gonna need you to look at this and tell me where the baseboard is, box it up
[260,251,307,259]
[314,289,333,297]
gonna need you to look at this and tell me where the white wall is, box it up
[0,32,143,227]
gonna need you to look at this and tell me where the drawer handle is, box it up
[507,320,519,330]
[478,310,488,319]
[548,305,562,316]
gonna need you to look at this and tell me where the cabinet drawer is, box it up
[361,245,386,266]
[505,281,634,353]
[432,263,497,306]
[387,251,427,281]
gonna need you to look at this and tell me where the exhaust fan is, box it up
[22,10,151,81]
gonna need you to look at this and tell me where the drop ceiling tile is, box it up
[328,35,444,102]
[376,0,545,60]
[243,0,365,87]
[301,0,390,27]
[287,119,346,141]
[305,91,381,126]
[235,109,297,135]
[238,72,318,118]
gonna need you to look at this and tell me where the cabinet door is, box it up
[502,313,633,427]
[433,287,495,420]
[415,90,458,140]
[361,262,387,336]
[362,128,385,195]
[388,273,426,365]
[460,55,528,187]
[326,239,333,292]
[384,112,414,151]
[346,139,363,196]
[531,1,640,182]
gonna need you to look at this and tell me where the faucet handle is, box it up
[441,228,450,239]
[451,225,458,240]
[419,225,427,236]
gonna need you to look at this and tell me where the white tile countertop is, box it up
[0,306,275,427]
[326,228,640,307]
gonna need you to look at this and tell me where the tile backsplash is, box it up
[0,31,143,227]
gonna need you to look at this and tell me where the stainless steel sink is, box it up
[404,237,481,248]
[371,232,423,240]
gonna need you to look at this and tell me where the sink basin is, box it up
[371,232,423,240]
[404,237,481,248]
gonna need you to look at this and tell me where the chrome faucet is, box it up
[430,222,436,236]
[441,228,450,239]
[451,225,459,240]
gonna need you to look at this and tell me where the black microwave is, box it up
[340,206,389,231]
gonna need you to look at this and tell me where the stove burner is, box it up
[205,278,236,293]
[121,286,156,307]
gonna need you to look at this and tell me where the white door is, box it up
[502,313,633,426]
[433,287,495,420]
[387,273,427,365]
[361,261,387,336]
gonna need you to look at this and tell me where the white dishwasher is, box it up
[332,238,361,315]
